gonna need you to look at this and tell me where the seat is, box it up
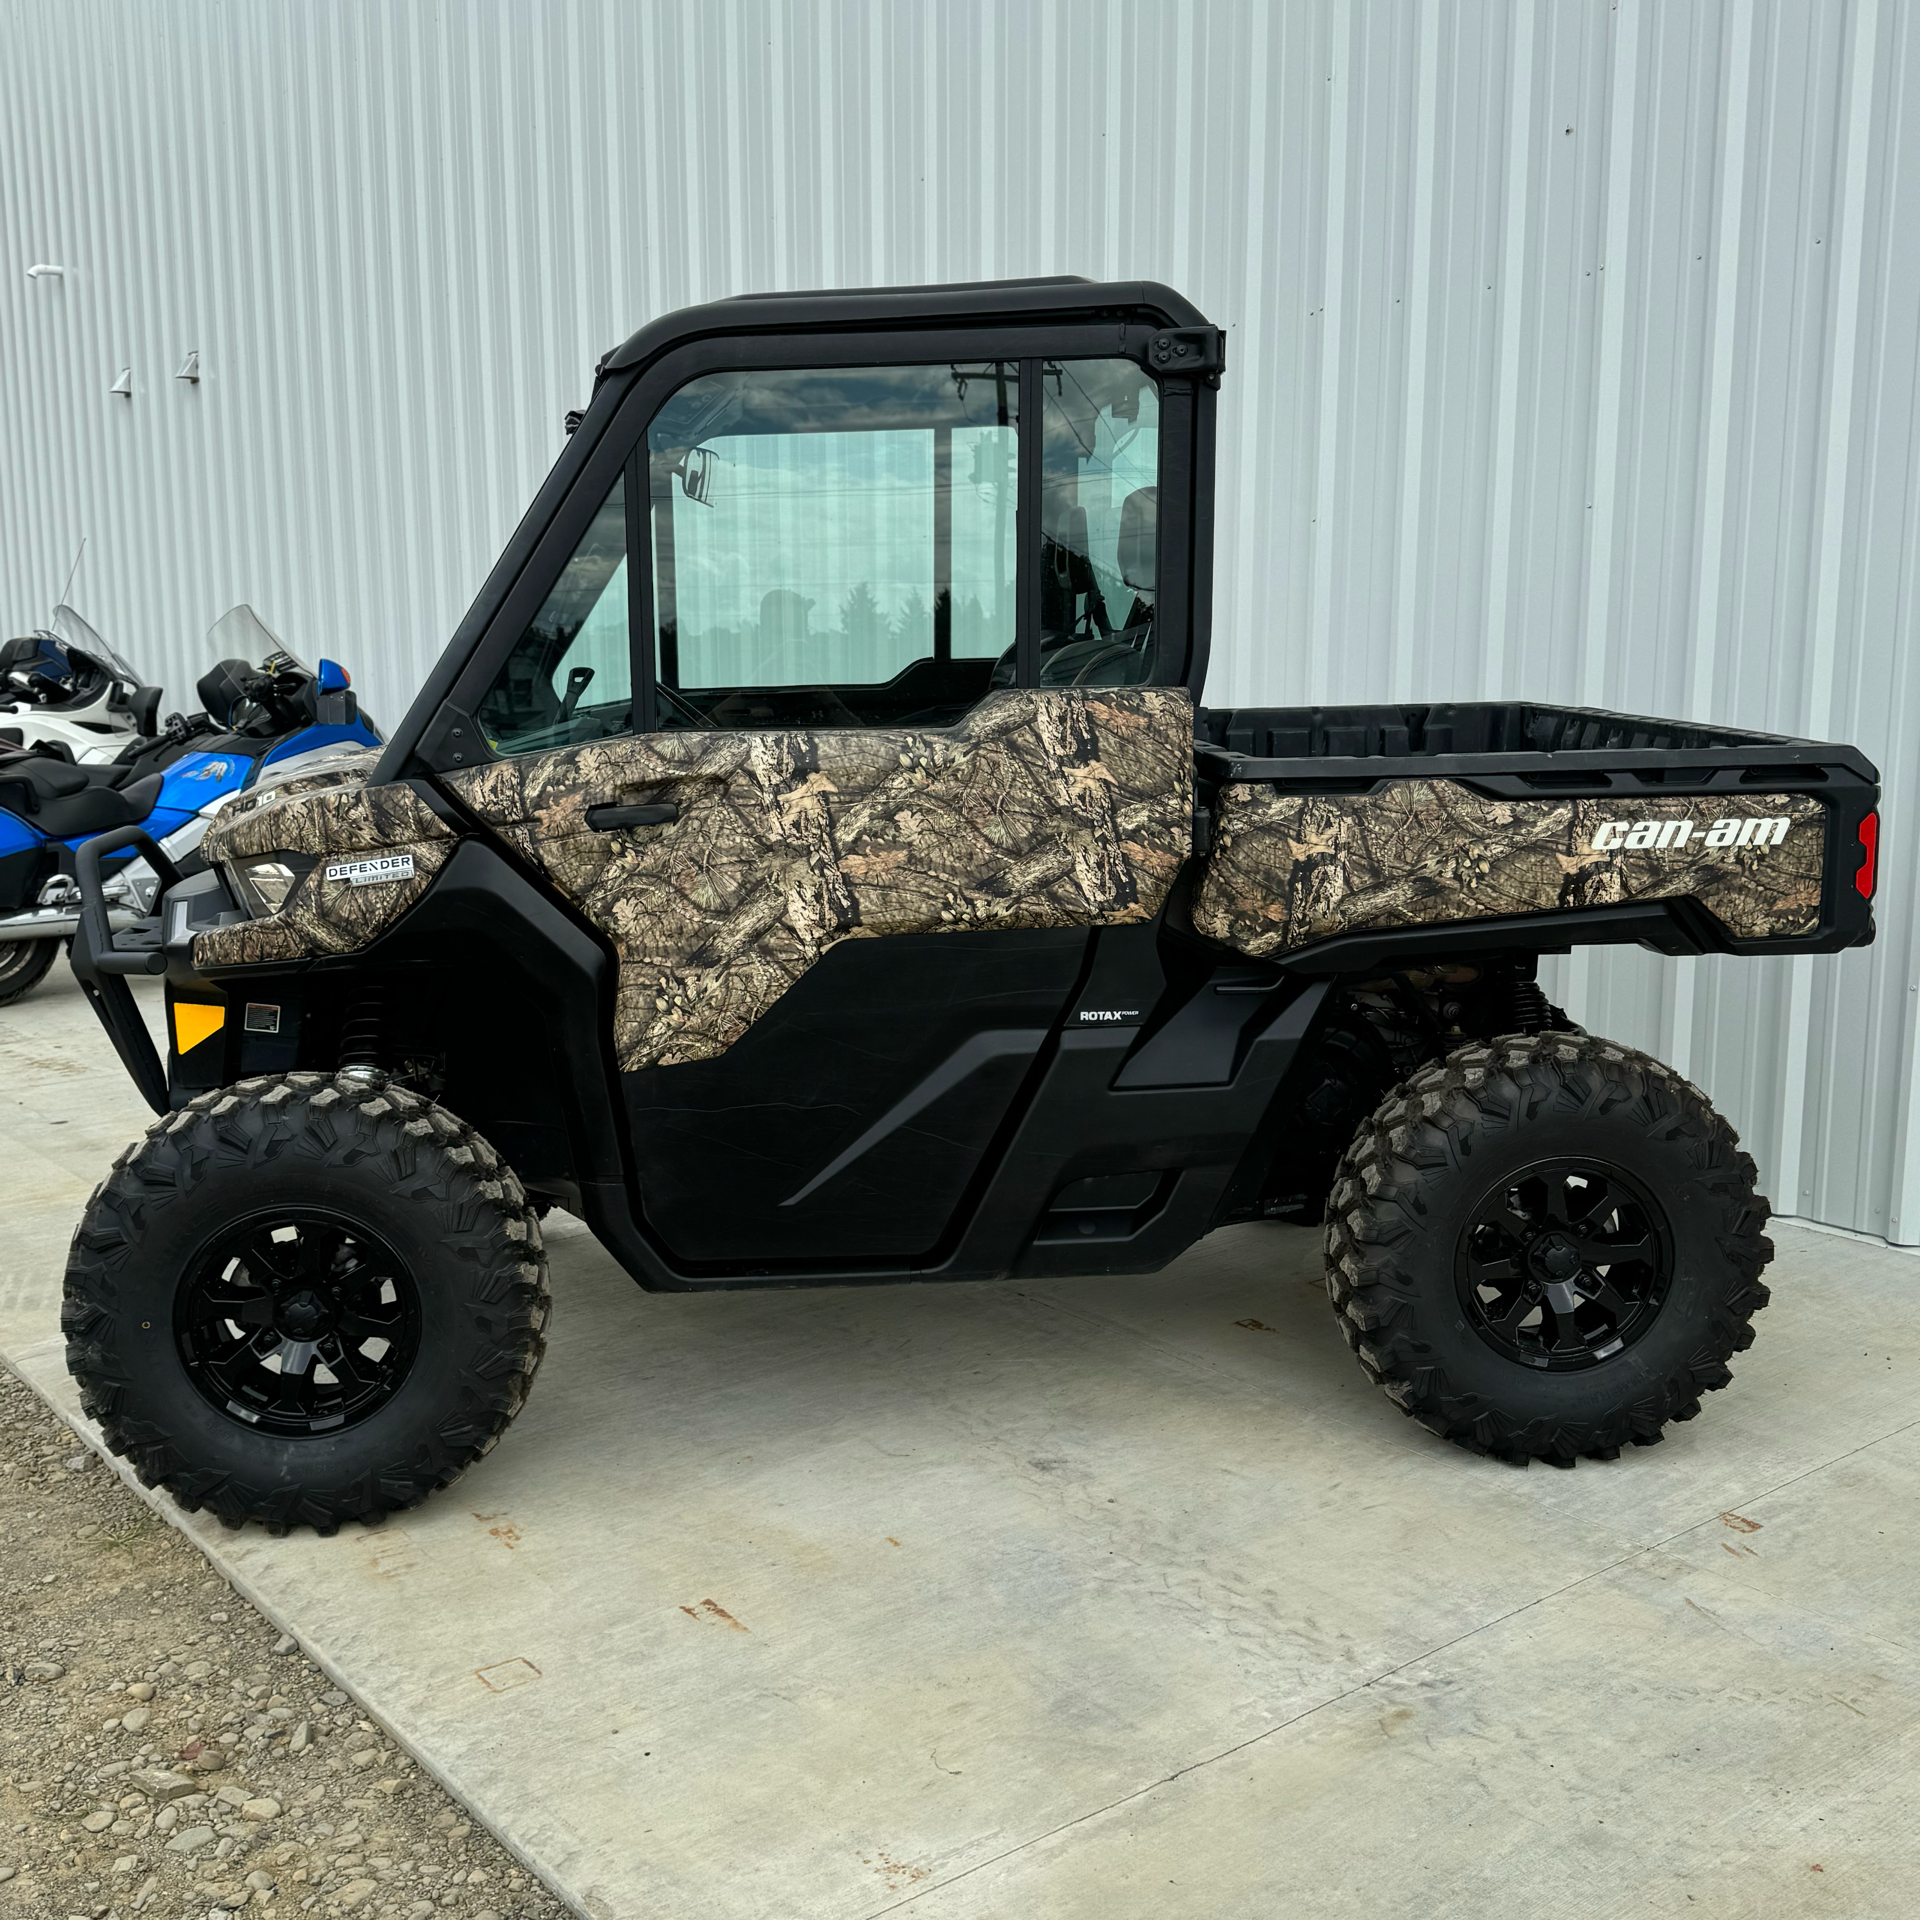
[0,754,90,812]
[0,756,166,839]
[1117,485,1156,594]
[197,657,255,728]
[35,771,166,840]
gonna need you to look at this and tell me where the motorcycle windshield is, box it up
[208,604,310,675]
[50,605,141,684]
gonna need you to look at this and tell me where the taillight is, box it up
[1855,811,1878,899]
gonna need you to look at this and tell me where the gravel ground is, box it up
[0,1369,570,1920]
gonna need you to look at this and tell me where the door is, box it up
[450,352,1193,1266]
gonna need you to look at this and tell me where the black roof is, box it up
[600,276,1211,379]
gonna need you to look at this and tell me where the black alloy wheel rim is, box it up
[1456,1159,1674,1371]
[175,1212,421,1436]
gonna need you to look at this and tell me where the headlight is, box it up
[226,853,316,918]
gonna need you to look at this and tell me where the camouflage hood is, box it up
[194,763,455,969]
[199,752,442,867]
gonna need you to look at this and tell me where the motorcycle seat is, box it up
[0,756,166,839]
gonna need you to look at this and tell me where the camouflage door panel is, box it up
[1193,779,1826,958]
[449,687,1193,1071]
[194,774,456,967]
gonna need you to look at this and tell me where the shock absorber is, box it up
[337,983,387,1076]
[1497,959,1578,1035]
[1506,972,1556,1033]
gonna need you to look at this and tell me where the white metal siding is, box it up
[2,0,1915,1240]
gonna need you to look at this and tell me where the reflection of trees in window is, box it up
[838,581,889,655]
[949,594,997,655]
[794,583,993,662]
[895,587,933,652]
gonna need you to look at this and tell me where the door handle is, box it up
[585,801,679,832]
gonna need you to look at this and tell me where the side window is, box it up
[476,474,632,755]
[1039,360,1160,687]
[647,364,1018,729]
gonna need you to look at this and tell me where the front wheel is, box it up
[0,936,60,1006]
[1324,1034,1772,1466]
[63,1072,550,1533]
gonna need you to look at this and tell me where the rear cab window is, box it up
[1039,360,1160,687]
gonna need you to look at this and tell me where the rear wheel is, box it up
[0,937,59,1006]
[63,1071,550,1533]
[1324,1034,1772,1466]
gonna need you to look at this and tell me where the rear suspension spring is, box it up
[337,984,387,1073]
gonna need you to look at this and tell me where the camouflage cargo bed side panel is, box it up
[450,687,1193,1071]
[193,778,456,968]
[1193,779,1827,958]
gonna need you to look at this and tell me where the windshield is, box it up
[49,605,141,683]
[208,604,309,674]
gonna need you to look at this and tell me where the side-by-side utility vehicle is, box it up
[63,280,1878,1533]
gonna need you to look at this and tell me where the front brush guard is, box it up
[69,827,180,1114]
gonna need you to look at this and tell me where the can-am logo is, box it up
[1590,816,1791,852]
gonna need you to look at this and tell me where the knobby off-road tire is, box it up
[0,936,60,1006]
[1324,1033,1772,1466]
[63,1071,550,1533]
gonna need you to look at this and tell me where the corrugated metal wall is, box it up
[3,0,1916,1242]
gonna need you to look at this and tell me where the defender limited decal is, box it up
[1590,816,1792,852]
[325,853,417,887]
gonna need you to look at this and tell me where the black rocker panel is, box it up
[624,928,1089,1265]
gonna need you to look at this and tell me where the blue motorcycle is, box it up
[0,607,379,1005]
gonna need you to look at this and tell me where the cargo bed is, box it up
[1192,700,1878,971]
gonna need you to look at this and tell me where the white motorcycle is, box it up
[0,605,164,764]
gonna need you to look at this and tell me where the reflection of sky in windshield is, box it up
[520,484,630,703]
[651,363,1013,448]
[562,556,630,695]
[668,426,1015,689]
[652,364,1020,692]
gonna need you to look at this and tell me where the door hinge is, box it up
[1149,327,1227,386]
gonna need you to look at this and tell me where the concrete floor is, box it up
[4,959,1918,1920]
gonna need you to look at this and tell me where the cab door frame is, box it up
[386,282,1221,784]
